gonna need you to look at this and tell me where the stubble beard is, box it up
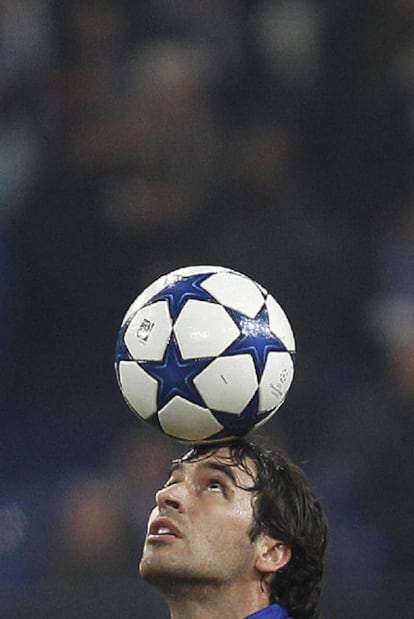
[139,550,224,597]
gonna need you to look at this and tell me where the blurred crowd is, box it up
[1,1,413,617]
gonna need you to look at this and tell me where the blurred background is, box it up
[1,1,413,617]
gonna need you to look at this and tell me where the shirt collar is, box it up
[245,603,291,619]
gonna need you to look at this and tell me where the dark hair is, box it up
[179,437,328,619]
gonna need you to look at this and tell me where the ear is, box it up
[255,535,292,575]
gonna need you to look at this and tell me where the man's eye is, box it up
[207,479,225,493]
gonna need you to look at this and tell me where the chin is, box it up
[140,553,176,584]
[140,562,184,595]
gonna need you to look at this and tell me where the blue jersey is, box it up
[245,603,292,619]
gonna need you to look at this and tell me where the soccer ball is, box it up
[115,266,295,443]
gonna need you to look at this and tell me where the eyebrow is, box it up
[168,460,239,486]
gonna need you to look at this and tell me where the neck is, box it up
[164,579,270,619]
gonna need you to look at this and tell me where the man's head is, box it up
[139,438,327,619]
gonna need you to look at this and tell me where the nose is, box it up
[155,483,188,512]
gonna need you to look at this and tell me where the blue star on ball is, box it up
[142,335,212,409]
[224,305,287,376]
[144,273,218,321]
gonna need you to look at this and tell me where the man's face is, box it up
[139,447,261,589]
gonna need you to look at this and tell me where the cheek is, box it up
[203,503,254,545]
[201,512,257,572]
[231,496,255,530]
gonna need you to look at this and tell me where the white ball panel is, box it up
[125,301,172,360]
[118,360,158,419]
[174,299,239,359]
[258,351,294,413]
[194,355,258,414]
[266,295,295,351]
[201,272,264,318]
[158,396,224,441]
